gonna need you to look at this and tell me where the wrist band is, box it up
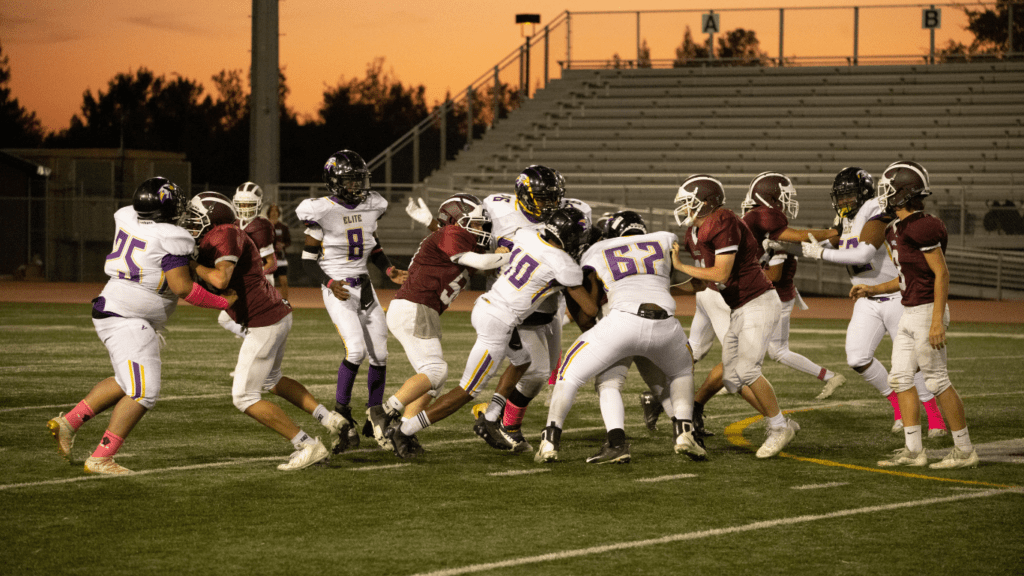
[184,282,230,310]
[326,279,335,288]
[386,266,395,277]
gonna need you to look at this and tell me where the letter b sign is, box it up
[922,8,942,29]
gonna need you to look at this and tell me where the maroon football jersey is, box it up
[682,226,718,293]
[696,209,773,309]
[394,225,480,314]
[742,206,797,302]
[240,216,276,255]
[197,224,291,328]
[885,211,948,307]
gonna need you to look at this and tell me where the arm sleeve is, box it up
[301,244,334,286]
[821,241,877,265]
[368,236,392,271]
[452,251,511,271]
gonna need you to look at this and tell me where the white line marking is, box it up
[788,329,1024,339]
[792,482,850,490]
[488,469,551,477]
[635,474,697,483]
[350,463,411,472]
[409,488,1024,576]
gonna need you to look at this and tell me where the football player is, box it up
[536,211,706,464]
[47,178,236,475]
[217,182,278,340]
[742,173,845,389]
[266,203,292,300]
[186,191,346,471]
[852,161,976,469]
[380,194,510,457]
[777,167,948,437]
[296,150,408,454]
[384,207,599,458]
[671,175,799,459]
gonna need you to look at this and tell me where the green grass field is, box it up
[2,302,1022,575]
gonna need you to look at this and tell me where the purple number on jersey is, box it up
[605,246,638,281]
[107,230,147,282]
[347,228,364,261]
[842,237,873,276]
[506,248,540,289]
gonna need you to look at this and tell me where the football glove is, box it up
[405,197,433,228]
[801,233,825,260]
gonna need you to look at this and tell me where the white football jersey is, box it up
[296,192,388,279]
[838,197,898,286]
[483,193,592,314]
[581,231,678,316]
[98,206,195,328]
[484,229,583,325]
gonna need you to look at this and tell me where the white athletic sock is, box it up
[777,349,829,380]
[904,425,923,453]
[859,359,893,395]
[385,395,404,416]
[313,404,330,424]
[484,393,506,422]
[768,413,786,430]
[401,412,430,435]
[597,387,625,432]
[952,427,973,453]
[290,430,314,449]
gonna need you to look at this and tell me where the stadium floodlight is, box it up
[516,13,540,37]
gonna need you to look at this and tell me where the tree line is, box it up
[1,2,1018,185]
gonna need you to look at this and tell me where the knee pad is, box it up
[846,351,874,370]
[767,343,786,363]
[421,361,449,393]
[232,390,261,413]
[344,344,368,365]
[595,377,624,394]
[888,374,916,394]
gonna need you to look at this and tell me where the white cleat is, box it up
[535,439,559,463]
[84,456,134,475]
[929,446,979,470]
[47,413,76,462]
[891,419,905,434]
[927,428,948,439]
[674,430,707,461]
[756,419,796,459]
[815,374,847,400]
[277,438,329,471]
[877,447,927,467]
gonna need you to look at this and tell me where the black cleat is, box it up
[384,425,419,459]
[474,413,513,451]
[330,405,358,455]
[586,442,631,464]
[639,391,664,431]
[498,424,533,453]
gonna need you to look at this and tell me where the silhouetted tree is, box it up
[0,42,44,147]
[673,26,768,67]
[940,0,1024,60]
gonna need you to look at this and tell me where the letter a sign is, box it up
[702,12,720,34]
[922,8,941,29]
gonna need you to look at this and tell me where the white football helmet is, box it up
[744,172,799,219]
[233,181,263,226]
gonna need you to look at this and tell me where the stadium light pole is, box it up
[517,14,540,98]
[250,0,280,204]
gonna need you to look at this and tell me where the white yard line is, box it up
[635,474,697,483]
[409,488,1024,576]
[792,482,850,490]
[488,469,551,477]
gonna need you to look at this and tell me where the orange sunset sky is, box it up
[2,0,976,133]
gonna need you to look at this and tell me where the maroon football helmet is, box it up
[743,172,799,219]
[877,161,930,212]
[674,174,725,227]
[437,193,491,248]
[181,191,237,239]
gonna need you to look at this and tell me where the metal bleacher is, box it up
[420,61,1024,298]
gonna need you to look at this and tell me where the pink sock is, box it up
[502,402,527,428]
[923,398,946,430]
[886,392,902,420]
[65,400,96,430]
[91,431,125,458]
[548,356,562,386]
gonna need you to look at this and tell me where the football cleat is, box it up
[474,413,512,451]
[84,456,134,475]
[755,419,797,458]
[815,374,847,400]
[47,413,76,462]
[329,408,358,454]
[927,428,948,439]
[639,391,663,431]
[693,408,714,439]
[877,447,927,467]
[384,425,419,459]
[366,405,395,451]
[499,424,533,453]
[928,445,979,469]
[891,419,905,434]
[534,426,561,463]
[672,420,707,461]
[586,442,631,464]
[278,438,330,471]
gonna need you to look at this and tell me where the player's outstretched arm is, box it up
[565,284,599,329]
[406,197,439,231]
[166,266,236,309]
